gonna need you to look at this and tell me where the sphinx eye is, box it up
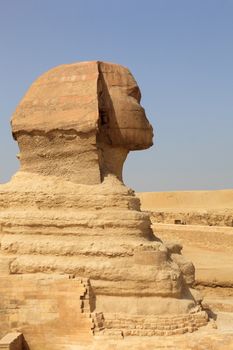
[128,86,141,101]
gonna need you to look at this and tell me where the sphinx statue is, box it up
[0,62,207,346]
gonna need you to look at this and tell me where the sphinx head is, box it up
[11,61,153,184]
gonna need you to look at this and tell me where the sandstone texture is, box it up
[0,61,212,349]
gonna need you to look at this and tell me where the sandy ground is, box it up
[137,189,233,211]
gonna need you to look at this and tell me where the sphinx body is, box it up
[0,62,207,345]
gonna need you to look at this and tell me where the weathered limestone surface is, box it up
[0,61,207,348]
[0,275,93,349]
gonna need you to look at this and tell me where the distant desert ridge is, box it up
[137,189,233,211]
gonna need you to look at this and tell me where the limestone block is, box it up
[0,333,23,350]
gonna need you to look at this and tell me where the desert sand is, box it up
[138,189,233,211]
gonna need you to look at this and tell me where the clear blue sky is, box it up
[0,0,232,191]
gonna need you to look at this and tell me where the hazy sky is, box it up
[0,0,232,191]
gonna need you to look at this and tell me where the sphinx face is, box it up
[98,62,153,151]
